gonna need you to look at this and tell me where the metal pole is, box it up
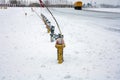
[39,0,62,35]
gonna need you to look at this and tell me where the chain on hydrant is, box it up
[55,34,65,64]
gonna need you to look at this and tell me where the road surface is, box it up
[50,8,120,33]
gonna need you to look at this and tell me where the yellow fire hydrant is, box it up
[46,25,50,33]
[55,34,65,64]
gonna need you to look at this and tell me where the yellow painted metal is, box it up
[55,44,65,64]
[74,1,82,7]
[42,19,46,26]
[41,18,50,33]
[46,25,50,33]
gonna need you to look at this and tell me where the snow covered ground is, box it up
[83,8,120,13]
[0,7,120,80]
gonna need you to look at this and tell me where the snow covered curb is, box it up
[83,8,120,13]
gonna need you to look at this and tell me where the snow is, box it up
[83,8,120,13]
[0,7,120,80]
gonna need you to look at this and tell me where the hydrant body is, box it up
[55,35,65,64]
[46,25,50,33]
[46,21,51,33]
[55,44,65,64]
